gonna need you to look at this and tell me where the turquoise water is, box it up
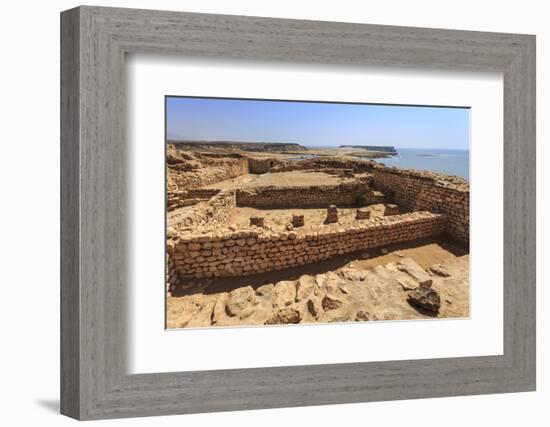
[372,148,469,180]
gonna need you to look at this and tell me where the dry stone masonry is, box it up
[355,208,371,220]
[325,205,339,224]
[166,149,469,288]
[236,183,388,209]
[292,214,305,228]
[167,211,446,280]
[372,167,469,243]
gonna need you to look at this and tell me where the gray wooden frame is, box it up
[60,5,536,420]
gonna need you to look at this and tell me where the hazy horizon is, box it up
[167,139,469,152]
[166,97,470,151]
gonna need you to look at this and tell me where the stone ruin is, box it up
[324,205,338,224]
[166,151,469,287]
[292,214,304,228]
[355,208,371,220]
[249,216,265,227]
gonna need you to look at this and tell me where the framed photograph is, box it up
[61,6,536,420]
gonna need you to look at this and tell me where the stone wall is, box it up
[247,157,272,174]
[167,189,221,212]
[167,211,446,280]
[168,157,249,191]
[167,190,236,229]
[271,156,375,173]
[372,168,469,243]
[236,183,388,209]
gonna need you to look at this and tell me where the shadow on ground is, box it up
[171,236,468,297]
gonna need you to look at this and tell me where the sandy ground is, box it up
[166,238,469,329]
[203,171,359,190]
[229,204,395,229]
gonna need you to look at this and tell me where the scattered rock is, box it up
[319,271,346,292]
[396,277,418,291]
[273,280,297,307]
[340,268,367,281]
[322,294,343,310]
[397,258,433,288]
[307,298,320,317]
[360,252,370,259]
[296,275,317,302]
[265,308,301,325]
[255,283,275,297]
[355,310,377,321]
[185,300,215,327]
[225,286,256,317]
[381,248,388,254]
[430,264,453,277]
[407,287,441,314]
[242,300,274,324]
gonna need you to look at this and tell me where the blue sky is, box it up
[166,97,470,150]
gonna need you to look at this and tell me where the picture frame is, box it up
[60,5,536,420]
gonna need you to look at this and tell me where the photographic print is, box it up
[165,97,470,329]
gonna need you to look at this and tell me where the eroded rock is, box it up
[265,307,301,325]
[296,275,317,302]
[339,268,367,281]
[407,287,441,314]
[273,280,297,307]
[397,258,433,288]
[307,298,320,317]
[225,286,256,317]
[322,294,343,311]
[355,310,377,321]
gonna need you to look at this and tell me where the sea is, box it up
[371,148,469,180]
[303,146,470,180]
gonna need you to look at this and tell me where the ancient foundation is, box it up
[166,152,469,288]
[168,211,446,279]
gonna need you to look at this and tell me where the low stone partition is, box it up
[372,167,469,243]
[247,157,272,174]
[168,156,249,191]
[270,156,375,173]
[167,189,236,228]
[167,189,221,212]
[168,211,446,280]
[236,182,388,209]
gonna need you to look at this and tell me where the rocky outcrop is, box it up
[166,256,469,328]
[265,308,301,325]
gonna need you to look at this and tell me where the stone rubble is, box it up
[166,148,470,328]
[166,256,469,328]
